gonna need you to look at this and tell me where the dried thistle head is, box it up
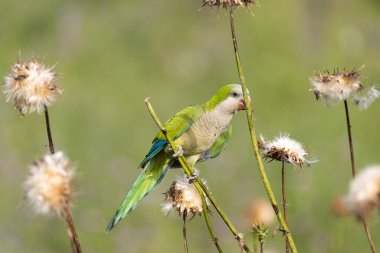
[258,134,312,168]
[24,152,74,216]
[246,199,274,227]
[202,0,257,8]
[161,175,209,218]
[3,58,62,115]
[354,86,380,111]
[310,68,363,104]
[345,165,380,220]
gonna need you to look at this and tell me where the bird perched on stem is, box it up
[107,84,250,231]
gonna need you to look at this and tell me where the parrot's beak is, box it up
[238,96,251,111]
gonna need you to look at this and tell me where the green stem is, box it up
[228,8,298,253]
[145,98,251,253]
[197,184,223,253]
[282,161,290,253]
[253,231,259,253]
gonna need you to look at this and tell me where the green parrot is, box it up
[106,84,250,231]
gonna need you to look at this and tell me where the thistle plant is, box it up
[24,152,81,253]
[201,1,299,252]
[311,68,379,252]
[3,57,82,253]
[259,134,312,253]
[162,175,215,253]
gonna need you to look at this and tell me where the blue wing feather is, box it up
[139,139,168,168]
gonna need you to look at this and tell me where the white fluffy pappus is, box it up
[3,59,62,115]
[24,152,74,216]
[258,134,313,168]
[310,68,363,104]
[345,165,380,219]
[161,175,209,218]
[354,86,380,111]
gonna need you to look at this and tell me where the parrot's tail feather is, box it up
[106,156,171,232]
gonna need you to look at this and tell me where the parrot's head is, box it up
[207,84,251,114]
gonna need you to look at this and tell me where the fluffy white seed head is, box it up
[345,165,380,220]
[161,175,209,218]
[258,134,312,168]
[246,199,275,227]
[24,152,74,216]
[3,59,62,115]
[354,86,380,111]
[202,0,256,8]
[310,68,363,104]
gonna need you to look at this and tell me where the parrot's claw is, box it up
[187,168,200,183]
[172,145,184,158]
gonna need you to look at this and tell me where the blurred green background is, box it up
[1,0,380,252]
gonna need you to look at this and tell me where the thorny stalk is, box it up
[228,7,298,253]
[145,98,251,253]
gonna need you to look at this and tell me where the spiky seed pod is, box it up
[258,134,312,168]
[161,175,209,218]
[354,86,380,111]
[246,199,274,227]
[310,68,363,104]
[3,59,62,115]
[202,0,256,8]
[345,165,380,220]
[24,152,74,216]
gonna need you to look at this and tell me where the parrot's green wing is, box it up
[198,125,232,163]
[139,105,203,168]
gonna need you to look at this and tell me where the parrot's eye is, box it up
[232,92,238,97]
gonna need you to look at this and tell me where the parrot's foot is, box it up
[187,168,200,183]
[172,145,184,158]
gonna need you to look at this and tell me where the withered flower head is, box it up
[258,134,312,168]
[246,199,274,227]
[24,152,74,216]
[354,86,380,111]
[345,165,380,220]
[310,68,363,104]
[202,0,256,8]
[3,58,62,115]
[161,175,209,218]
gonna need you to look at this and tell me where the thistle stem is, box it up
[343,101,377,252]
[145,98,251,253]
[282,161,290,253]
[229,8,298,253]
[253,231,259,253]
[44,106,55,154]
[44,106,82,253]
[343,100,356,177]
[362,219,377,253]
[63,202,82,253]
[198,184,223,253]
[183,212,189,253]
